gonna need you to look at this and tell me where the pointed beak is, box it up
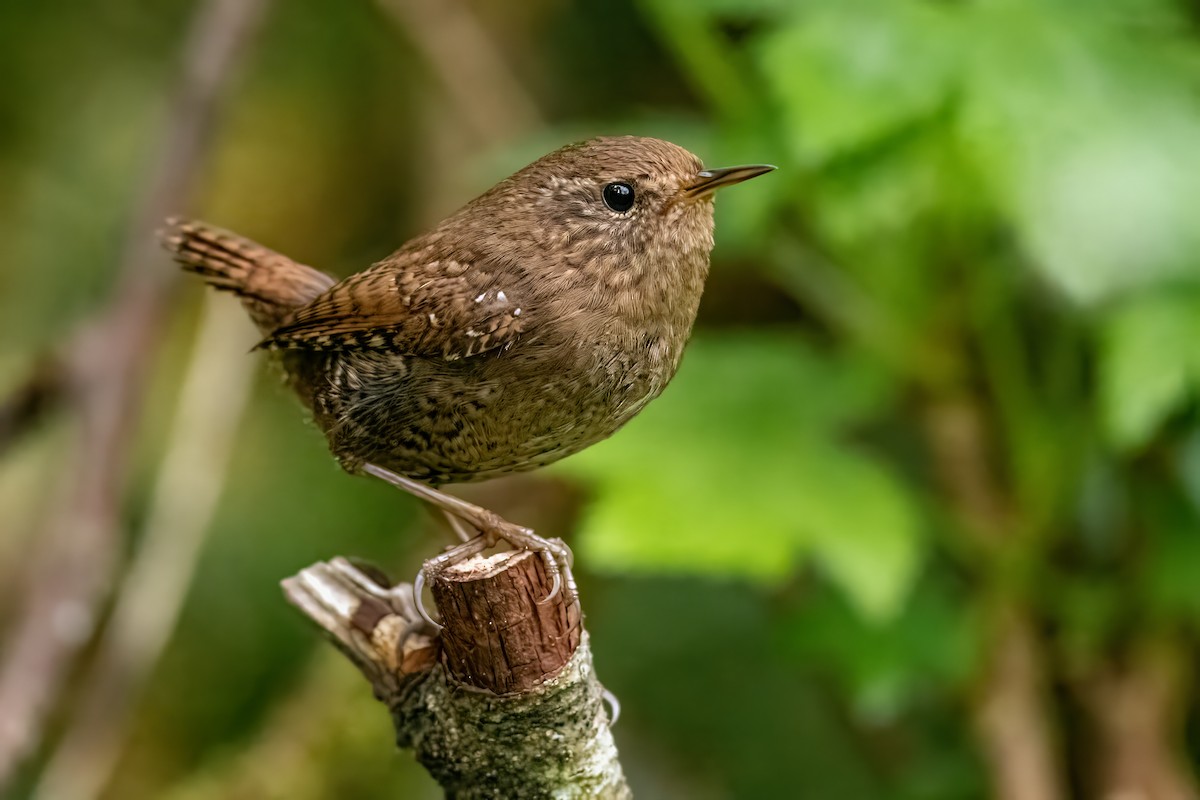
[683,164,776,198]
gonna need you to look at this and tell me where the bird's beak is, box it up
[683,164,776,198]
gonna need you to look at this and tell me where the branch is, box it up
[1078,641,1198,800]
[283,553,630,799]
[0,0,272,786]
[373,0,542,143]
[972,608,1065,800]
[920,393,1066,800]
[33,298,260,800]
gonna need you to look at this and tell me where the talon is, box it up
[601,687,621,725]
[364,462,577,609]
[538,560,562,605]
[412,569,443,631]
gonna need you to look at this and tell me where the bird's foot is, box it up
[361,463,575,629]
[479,520,574,605]
[412,526,575,631]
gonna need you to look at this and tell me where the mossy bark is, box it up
[283,549,629,799]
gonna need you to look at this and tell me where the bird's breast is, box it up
[305,317,691,484]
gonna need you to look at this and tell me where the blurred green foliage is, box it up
[562,335,919,619]
[4,0,1200,798]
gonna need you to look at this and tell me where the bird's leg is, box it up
[364,463,575,608]
[426,504,474,543]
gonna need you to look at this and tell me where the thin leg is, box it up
[442,510,474,543]
[424,502,475,543]
[365,462,575,603]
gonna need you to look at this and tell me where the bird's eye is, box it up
[602,182,635,213]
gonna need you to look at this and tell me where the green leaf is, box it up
[1145,522,1200,621]
[652,0,802,17]
[1138,478,1200,623]
[1098,290,1200,449]
[757,1,959,165]
[779,574,977,722]
[958,3,1200,303]
[793,444,924,619]
[558,334,922,620]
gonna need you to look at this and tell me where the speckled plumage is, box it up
[164,136,770,487]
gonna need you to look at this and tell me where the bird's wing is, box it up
[259,250,530,361]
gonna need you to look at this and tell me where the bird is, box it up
[162,135,773,608]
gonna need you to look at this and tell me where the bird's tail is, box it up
[161,218,336,333]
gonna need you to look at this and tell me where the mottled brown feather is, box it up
[160,136,769,485]
[161,219,336,332]
[260,248,529,361]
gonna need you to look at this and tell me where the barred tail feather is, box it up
[161,218,336,332]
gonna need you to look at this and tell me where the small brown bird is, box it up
[163,136,772,601]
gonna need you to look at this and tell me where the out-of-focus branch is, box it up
[921,392,1065,800]
[0,0,272,787]
[1079,641,1198,800]
[32,297,259,800]
[284,553,629,798]
[921,392,1014,546]
[374,0,542,143]
[972,608,1065,800]
[373,0,545,239]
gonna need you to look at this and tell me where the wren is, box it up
[163,135,773,601]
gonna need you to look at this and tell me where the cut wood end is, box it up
[440,549,536,581]
[430,546,580,694]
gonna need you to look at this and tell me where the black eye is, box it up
[602,182,635,213]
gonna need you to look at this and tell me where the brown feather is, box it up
[161,218,336,332]
[260,246,530,361]
[160,136,768,486]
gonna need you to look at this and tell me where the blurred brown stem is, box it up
[921,391,1065,800]
[374,0,542,143]
[972,608,1065,800]
[0,0,272,787]
[373,0,544,226]
[1079,640,1199,800]
[32,298,259,800]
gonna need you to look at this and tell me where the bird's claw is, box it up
[601,686,621,726]
[411,569,442,631]
[363,462,575,616]
[411,526,575,624]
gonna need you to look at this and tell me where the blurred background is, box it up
[2,0,1199,798]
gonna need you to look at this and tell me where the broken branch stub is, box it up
[283,549,629,799]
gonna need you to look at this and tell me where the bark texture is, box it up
[433,549,582,694]
[283,550,628,799]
